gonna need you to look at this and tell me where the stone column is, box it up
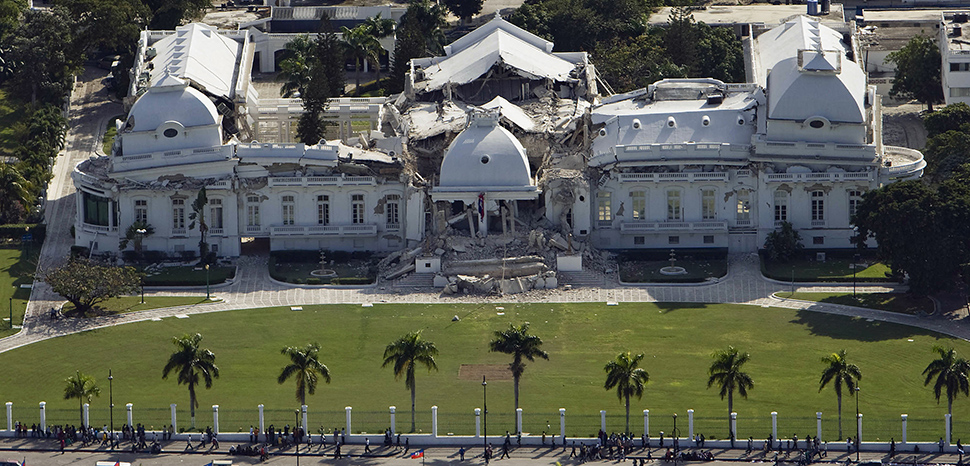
[213,405,219,434]
[258,405,265,438]
[516,408,522,435]
[901,414,908,444]
[301,405,308,431]
[171,404,177,432]
[601,411,606,432]
[816,412,822,441]
[857,413,863,448]
[730,412,737,445]
[83,404,90,428]
[559,408,566,441]
[644,410,649,437]
[390,407,396,435]
[475,409,481,438]
[126,403,133,428]
[5,402,11,431]
[946,414,952,445]
[345,407,352,435]
[432,406,438,438]
[771,412,778,446]
[39,402,46,433]
[687,409,694,444]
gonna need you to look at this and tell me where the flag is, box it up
[410,449,425,459]
[478,193,485,222]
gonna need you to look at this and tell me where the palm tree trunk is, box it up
[355,58,362,96]
[410,384,416,432]
[625,394,631,435]
[79,398,84,428]
[514,375,520,413]
[727,390,734,439]
[190,384,197,429]
[837,392,843,440]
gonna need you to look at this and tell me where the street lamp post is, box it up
[108,370,114,435]
[205,264,210,300]
[855,386,861,462]
[482,376,488,452]
[295,409,300,466]
[852,253,861,299]
[672,414,678,453]
[8,297,11,329]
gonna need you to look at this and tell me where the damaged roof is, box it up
[149,23,243,99]
[411,17,583,93]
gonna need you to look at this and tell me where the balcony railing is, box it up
[267,174,376,187]
[172,228,187,237]
[811,220,826,227]
[619,220,728,234]
[269,224,378,237]
[619,172,729,183]
[765,171,873,183]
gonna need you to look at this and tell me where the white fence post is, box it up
[946,414,952,445]
[730,412,737,445]
[902,414,908,444]
[38,402,46,433]
[644,409,649,437]
[431,406,438,437]
[516,408,522,434]
[5,402,11,432]
[817,412,822,441]
[213,405,219,434]
[771,412,778,446]
[687,409,694,444]
[83,403,90,427]
[126,403,133,428]
[601,410,606,432]
[171,404,177,432]
[301,405,307,431]
[390,406,396,435]
[475,408,481,438]
[345,407,352,434]
[560,408,566,441]
[258,404,265,438]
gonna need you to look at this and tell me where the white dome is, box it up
[125,75,219,133]
[439,114,532,188]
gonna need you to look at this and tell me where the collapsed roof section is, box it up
[147,23,245,100]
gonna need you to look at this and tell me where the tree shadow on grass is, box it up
[656,302,710,314]
[789,308,945,342]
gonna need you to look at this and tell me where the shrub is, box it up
[0,223,46,241]
[306,278,321,285]
[332,277,374,285]
[764,221,803,263]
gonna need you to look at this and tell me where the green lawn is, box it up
[1,302,967,440]
[619,259,728,283]
[142,265,235,286]
[777,292,934,315]
[61,296,209,315]
[763,254,894,282]
[0,245,38,338]
[0,87,26,157]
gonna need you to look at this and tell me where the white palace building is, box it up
[72,14,925,262]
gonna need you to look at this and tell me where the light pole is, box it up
[205,264,210,300]
[8,297,11,329]
[295,409,300,466]
[672,414,678,453]
[108,370,114,435]
[852,253,861,299]
[482,376,488,452]
[855,386,861,462]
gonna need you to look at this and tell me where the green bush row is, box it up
[0,224,46,241]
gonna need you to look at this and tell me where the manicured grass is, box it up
[0,87,26,157]
[60,296,209,315]
[142,266,235,286]
[0,245,39,338]
[762,255,894,282]
[619,259,728,283]
[777,292,934,315]
[1,302,967,440]
[270,260,376,285]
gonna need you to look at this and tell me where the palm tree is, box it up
[923,346,970,417]
[341,24,381,95]
[278,34,317,98]
[162,333,220,428]
[489,322,549,415]
[819,349,862,440]
[362,13,395,85]
[604,352,650,434]
[0,163,32,223]
[278,343,332,406]
[707,346,754,439]
[64,371,100,427]
[382,331,439,432]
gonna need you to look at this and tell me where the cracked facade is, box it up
[72,14,925,269]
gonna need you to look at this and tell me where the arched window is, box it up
[666,190,682,221]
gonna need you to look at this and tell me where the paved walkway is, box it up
[4,68,968,355]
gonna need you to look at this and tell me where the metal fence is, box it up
[7,403,970,443]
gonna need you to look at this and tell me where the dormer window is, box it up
[163,128,179,138]
[805,116,830,129]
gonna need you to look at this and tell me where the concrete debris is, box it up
[440,270,558,295]
[548,233,569,251]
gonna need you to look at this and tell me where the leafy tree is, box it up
[819,349,862,440]
[442,0,484,25]
[382,331,439,432]
[2,7,82,105]
[41,259,141,316]
[763,221,803,263]
[278,34,317,98]
[665,6,698,73]
[278,343,332,406]
[362,13,396,87]
[162,333,219,428]
[188,187,210,264]
[64,371,100,427]
[603,352,649,434]
[923,103,970,137]
[923,346,970,417]
[489,322,549,416]
[508,0,653,52]
[341,24,382,96]
[887,35,943,111]
[694,21,744,83]
[707,346,753,440]
[399,0,448,55]
[59,0,149,56]
[593,31,684,93]
[144,0,210,29]
[118,221,155,254]
[389,21,429,94]
[314,16,347,100]
[922,129,970,182]
[0,163,32,224]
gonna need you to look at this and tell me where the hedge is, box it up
[0,224,46,242]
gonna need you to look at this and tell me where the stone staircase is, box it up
[558,270,606,287]
[391,272,437,288]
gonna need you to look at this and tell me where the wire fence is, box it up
[9,405,970,442]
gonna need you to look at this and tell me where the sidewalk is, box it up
[0,437,964,466]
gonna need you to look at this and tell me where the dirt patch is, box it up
[459,364,512,381]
